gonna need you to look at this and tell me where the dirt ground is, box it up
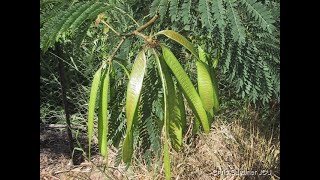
[40,126,101,180]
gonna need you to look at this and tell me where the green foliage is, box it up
[41,0,280,108]
[212,0,226,30]
[146,0,279,104]
[138,62,161,155]
[226,0,246,43]
[169,0,178,22]
[199,0,213,30]
[240,0,275,33]
[153,50,174,179]
[40,0,279,178]
[40,1,110,52]
[181,0,192,27]
[169,82,185,151]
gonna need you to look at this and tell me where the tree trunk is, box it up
[56,44,75,164]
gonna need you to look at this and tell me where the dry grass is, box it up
[168,119,280,180]
[125,118,280,180]
[40,117,280,180]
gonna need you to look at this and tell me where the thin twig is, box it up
[48,51,90,80]
[44,124,86,130]
[107,37,126,62]
[101,20,121,36]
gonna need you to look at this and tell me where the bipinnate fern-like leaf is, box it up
[40,1,66,26]
[146,0,279,104]
[169,0,178,22]
[40,1,110,52]
[138,63,161,154]
[198,0,213,30]
[176,84,186,131]
[73,20,92,51]
[159,0,169,21]
[181,0,192,25]
[150,0,169,20]
[106,68,127,148]
[154,49,183,152]
[212,0,226,30]
[226,0,246,43]
[240,0,275,33]
[150,0,161,17]
[169,82,185,151]
[122,50,147,163]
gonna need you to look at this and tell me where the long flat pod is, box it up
[160,44,210,133]
[163,134,171,180]
[152,49,172,179]
[154,51,184,150]
[198,46,219,117]
[88,67,102,159]
[98,64,111,159]
[122,50,147,163]
[197,60,216,125]
[157,55,175,134]
[197,60,214,112]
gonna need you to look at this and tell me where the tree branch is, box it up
[121,13,159,37]
[134,13,159,33]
